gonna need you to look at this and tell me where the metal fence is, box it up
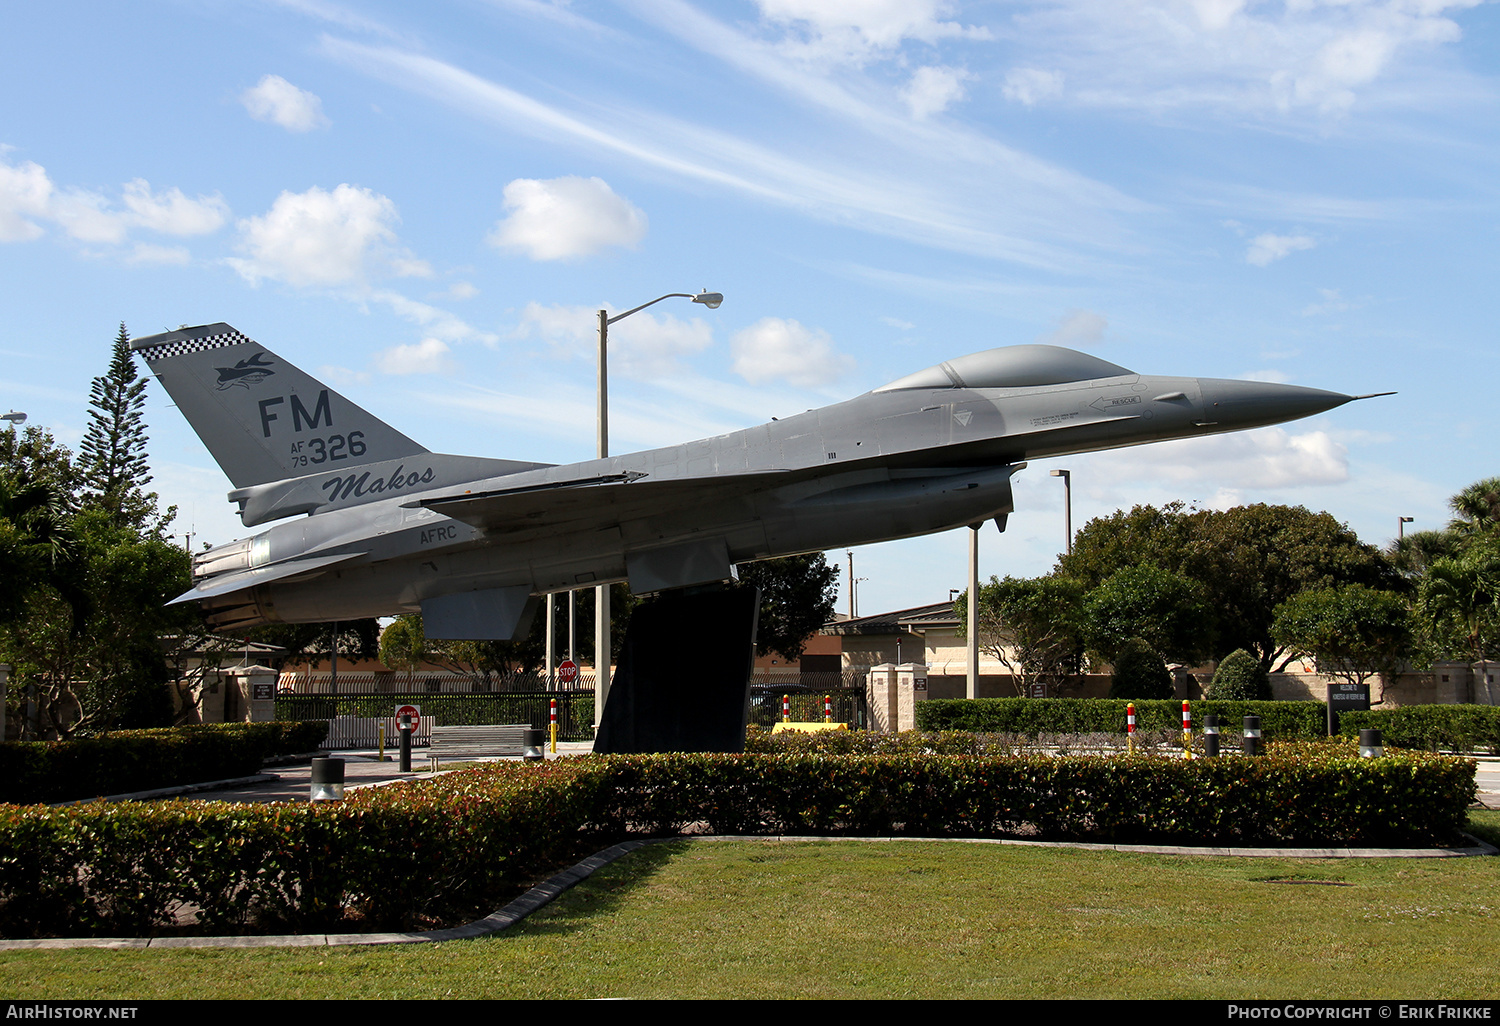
[277,690,597,746]
[747,686,868,730]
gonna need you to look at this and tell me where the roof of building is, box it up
[822,601,954,636]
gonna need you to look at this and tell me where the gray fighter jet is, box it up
[134,322,1371,639]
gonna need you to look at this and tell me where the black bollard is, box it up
[310,756,345,802]
[1242,714,1262,756]
[398,712,414,773]
[1358,728,1384,758]
[1204,713,1221,758]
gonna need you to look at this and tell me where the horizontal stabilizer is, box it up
[168,550,367,604]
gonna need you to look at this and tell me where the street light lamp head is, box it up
[2,412,25,425]
[692,291,723,310]
[1049,468,1069,478]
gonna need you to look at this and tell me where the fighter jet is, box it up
[134,322,1372,639]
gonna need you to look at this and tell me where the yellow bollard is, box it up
[378,723,385,762]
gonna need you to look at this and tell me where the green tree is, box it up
[1082,562,1212,665]
[1062,502,1397,671]
[79,323,170,535]
[735,553,839,662]
[959,575,1086,696]
[1272,585,1413,701]
[1204,647,1272,701]
[1107,638,1174,700]
[1,510,191,736]
[1416,540,1500,703]
[1448,476,1500,537]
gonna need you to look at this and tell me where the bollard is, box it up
[782,694,790,722]
[549,698,558,754]
[824,695,833,723]
[1358,728,1384,758]
[1181,699,1193,759]
[310,757,345,802]
[378,722,386,763]
[1204,713,1221,758]
[522,728,546,763]
[1126,702,1136,756]
[1242,714,1262,756]
[398,712,415,773]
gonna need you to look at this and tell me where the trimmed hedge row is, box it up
[1337,706,1500,754]
[0,742,1476,937]
[0,759,599,938]
[917,697,1328,739]
[0,722,329,805]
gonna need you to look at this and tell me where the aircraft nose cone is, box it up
[1198,378,1353,430]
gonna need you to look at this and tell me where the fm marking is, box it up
[259,390,333,437]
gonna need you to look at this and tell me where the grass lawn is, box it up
[3,813,1498,1001]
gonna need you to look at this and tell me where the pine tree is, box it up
[79,323,167,532]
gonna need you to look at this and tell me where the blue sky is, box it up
[2,0,1496,617]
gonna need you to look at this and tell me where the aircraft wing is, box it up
[168,550,368,604]
[407,469,792,534]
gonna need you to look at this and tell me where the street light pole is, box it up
[1399,516,1413,541]
[1050,468,1072,557]
[593,291,723,729]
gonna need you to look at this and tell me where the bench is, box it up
[426,724,533,770]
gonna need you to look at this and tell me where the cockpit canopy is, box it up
[873,344,1134,393]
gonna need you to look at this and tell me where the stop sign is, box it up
[557,659,579,686]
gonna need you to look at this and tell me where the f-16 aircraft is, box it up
[134,322,1373,640]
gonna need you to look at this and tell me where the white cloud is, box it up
[995,0,1478,116]
[0,157,52,241]
[1301,288,1354,316]
[368,289,495,344]
[375,337,456,375]
[1247,232,1316,266]
[49,188,128,244]
[515,301,713,379]
[126,243,191,265]
[731,317,854,387]
[241,75,331,132]
[229,184,430,287]
[1002,67,1064,106]
[902,65,972,118]
[0,156,228,249]
[120,179,228,235]
[487,176,646,261]
[754,0,990,63]
[326,38,1140,271]
[1238,368,1291,384]
[1099,427,1350,490]
[440,281,478,300]
[1038,309,1108,348]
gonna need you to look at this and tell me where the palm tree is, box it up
[1449,476,1500,536]
[1418,544,1500,703]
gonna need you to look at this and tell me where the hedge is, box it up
[1337,706,1500,754]
[0,742,1476,938]
[916,697,1328,739]
[0,722,329,805]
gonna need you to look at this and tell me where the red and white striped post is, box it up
[1181,699,1193,759]
[782,694,790,722]
[1126,702,1136,756]
[549,698,558,754]
[824,695,833,723]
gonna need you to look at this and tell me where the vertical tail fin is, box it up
[133,322,427,489]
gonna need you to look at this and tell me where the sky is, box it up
[2,0,1497,618]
